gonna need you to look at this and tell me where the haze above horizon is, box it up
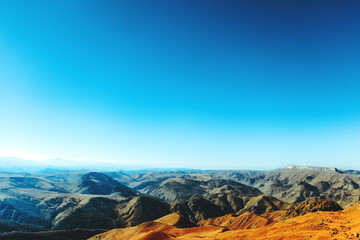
[1,0,360,170]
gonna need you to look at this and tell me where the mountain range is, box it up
[1,165,360,239]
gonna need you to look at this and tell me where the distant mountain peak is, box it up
[283,165,360,175]
[284,165,337,172]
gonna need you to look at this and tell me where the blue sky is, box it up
[0,0,360,170]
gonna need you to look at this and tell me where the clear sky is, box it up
[0,0,360,170]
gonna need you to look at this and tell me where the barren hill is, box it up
[89,202,360,240]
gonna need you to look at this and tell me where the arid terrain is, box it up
[90,201,360,240]
[2,165,360,239]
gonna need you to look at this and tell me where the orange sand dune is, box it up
[90,203,360,240]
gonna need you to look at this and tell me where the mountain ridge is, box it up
[2,165,360,238]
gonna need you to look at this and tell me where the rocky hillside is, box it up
[76,172,136,197]
[284,199,343,218]
[137,177,261,202]
[53,196,170,230]
[208,166,360,207]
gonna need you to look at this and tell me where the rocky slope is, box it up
[76,172,136,197]
[208,166,360,207]
[53,195,170,230]
[284,199,343,218]
[137,177,261,202]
